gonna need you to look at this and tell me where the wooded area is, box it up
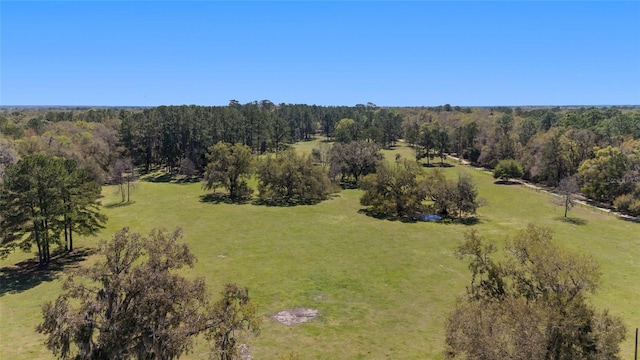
[2,103,638,216]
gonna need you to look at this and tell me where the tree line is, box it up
[400,106,640,215]
[2,104,639,216]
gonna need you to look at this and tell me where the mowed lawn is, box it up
[1,143,639,359]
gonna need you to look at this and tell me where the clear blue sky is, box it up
[1,1,639,106]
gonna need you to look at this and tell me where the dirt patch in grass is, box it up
[272,308,319,325]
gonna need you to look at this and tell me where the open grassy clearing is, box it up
[1,141,639,359]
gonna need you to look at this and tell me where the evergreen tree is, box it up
[0,155,106,262]
[0,155,66,263]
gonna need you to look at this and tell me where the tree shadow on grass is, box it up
[200,193,251,205]
[104,201,136,209]
[423,163,455,168]
[423,216,482,225]
[493,180,520,185]
[457,217,481,225]
[337,181,358,190]
[555,216,588,226]
[144,173,173,183]
[253,197,324,207]
[358,209,482,225]
[143,173,201,184]
[172,176,201,184]
[357,209,417,223]
[0,247,95,297]
[618,215,640,223]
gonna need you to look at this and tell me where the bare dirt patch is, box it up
[272,308,319,325]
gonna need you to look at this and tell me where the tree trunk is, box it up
[43,218,51,263]
[69,228,74,252]
[35,226,43,265]
[64,220,69,251]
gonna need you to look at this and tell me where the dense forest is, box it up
[1,102,639,215]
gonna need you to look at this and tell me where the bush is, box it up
[493,159,524,182]
[614,193,640,216]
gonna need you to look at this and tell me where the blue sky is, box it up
[1,1,639,106]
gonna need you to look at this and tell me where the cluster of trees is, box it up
[405,119,456,165]
[1,103,404,181]
[359,160,481,220]
[37,227,260,360]
[116,103,402,174]
[579,144,640,215]
[1,119,119,184]
[256,150,334,205]
[203,143,335,205]
[400,106,640,215]
[0,155,106,263]
[446,225,625,359]
[203,140,481,219]
[331,108,403,147]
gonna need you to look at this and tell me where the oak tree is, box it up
[328,141,383,186]
[446,225,625,359]
[359,159,428,219]
[203,143,254,200]
[37,228,260,360]
[257,150,333,205]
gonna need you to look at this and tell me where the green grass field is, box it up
[1,140,639,359]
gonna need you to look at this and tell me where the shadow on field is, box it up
[358,209,482,225]
[144,173,173,183]
[493,180,520,185]
[253,198,325,207]
[555,216,588,226]
[104,201,135,208]
[358,209,417,223]
[619,215,640,223]
[0,247,95,297]
[200,193,250,205]
[423,163,454,168]
[143,173,200,184]
[457,217,481,225]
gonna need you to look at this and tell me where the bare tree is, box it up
[0,137,19,182]
[110,157,136,202]
[555,176,580,217]
[179,157,198,177]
